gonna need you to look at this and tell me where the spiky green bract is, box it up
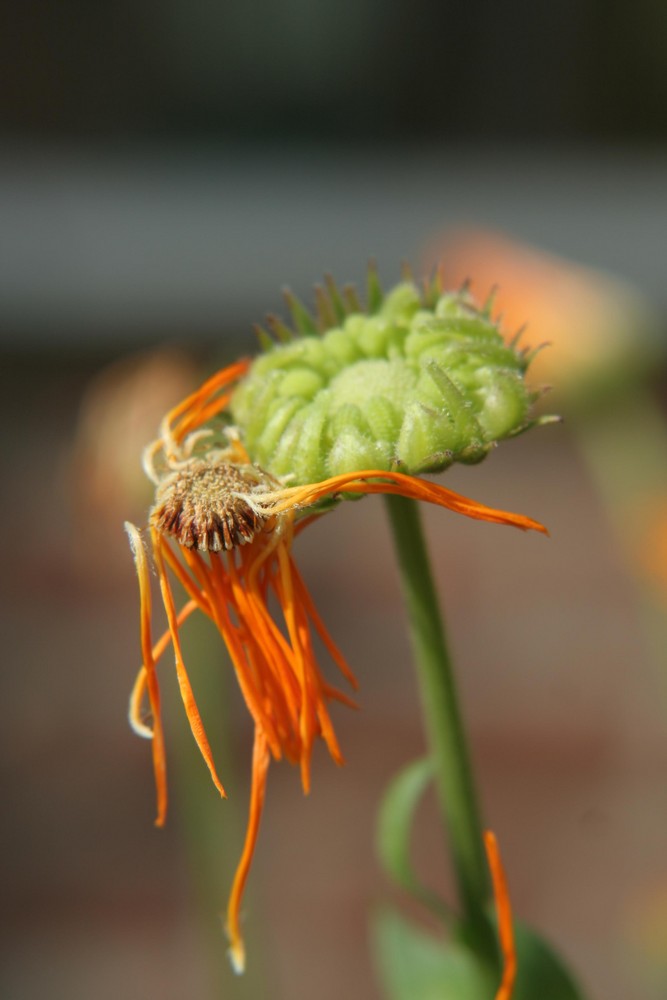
[231,275,537,485]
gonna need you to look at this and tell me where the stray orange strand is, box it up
[484,830,517,1000]
[226,727,270,974]
[126,523,168,826]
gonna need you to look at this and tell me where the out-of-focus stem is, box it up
[575,388,667,685]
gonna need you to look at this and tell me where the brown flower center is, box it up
[151,459,273,552]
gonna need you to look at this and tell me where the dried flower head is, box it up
[151,458,274,552]
[126,269,549,973]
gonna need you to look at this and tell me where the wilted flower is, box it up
[126,269,548,972]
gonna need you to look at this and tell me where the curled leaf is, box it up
[376,756,450,923]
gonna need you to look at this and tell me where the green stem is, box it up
[384,494,495,960]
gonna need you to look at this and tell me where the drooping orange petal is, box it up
[275,541,318,792]
[284,566,346,767]
[129,597,199,739]
[202,550,284,758]
[485,830,517,1000]
[284,469,548,535]
[160,542,214,617]
[263,469,548,535]
[248,536,357,763]
[178,548,284,741]
[125,522,168,827]
[311,688,345,766]
[163,358,251,447]
[232,553,302,731]
[174,386,239,444]
[321,681,359,709]
[152,530,227,799]
[226,726,271,975]
[290,556,359,690]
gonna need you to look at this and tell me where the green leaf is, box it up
[372,908,494,1000]
[373,909,589,1000]
[376,757,450,922]
[511,920,587,1000]
[375,754,587,998]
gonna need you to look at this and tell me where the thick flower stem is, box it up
[384,493,496,964]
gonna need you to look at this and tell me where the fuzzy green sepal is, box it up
[232,274,538,483]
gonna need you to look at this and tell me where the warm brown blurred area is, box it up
[1,331,667,1000]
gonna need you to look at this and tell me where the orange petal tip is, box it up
[228,940,246,975]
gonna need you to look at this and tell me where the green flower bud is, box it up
[231,270,541,483]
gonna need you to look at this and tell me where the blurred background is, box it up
[2,2,667,998]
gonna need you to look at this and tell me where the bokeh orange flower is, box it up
[424,226,658,398]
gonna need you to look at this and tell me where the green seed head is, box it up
[231,268,542,484]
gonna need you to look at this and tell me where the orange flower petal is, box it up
[166,358,251,446]
[485,829,517,1000]
[125,523,168,826]
[226,726,271,975]
[264,468,547,534]
[129,597,199,739]
[152,530,227,800]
